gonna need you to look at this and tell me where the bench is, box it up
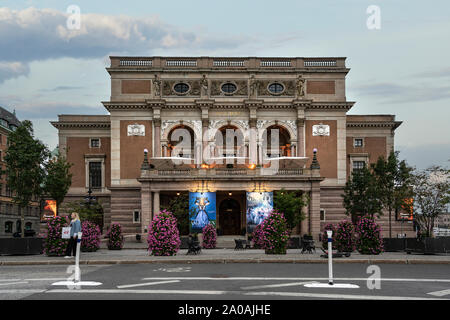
[301,237,316,254]
[186,239,201,255]
[234,239,251,250]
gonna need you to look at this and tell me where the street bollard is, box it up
[327,230,333,285]
[75,231,82,283]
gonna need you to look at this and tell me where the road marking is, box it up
[153,267,191,273]
[141,277,450,283]
[427,289,450,297]
[0,281,28,287]
[25,278,68,281]
[51,281,102,286]
[0,279,21,282]
[304,283,359,289]
[0,289,46,294]
[44,288,450,300]
[242,281,318,290]
[117,280,180,289]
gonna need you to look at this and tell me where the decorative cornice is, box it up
[347,121,402,130]
[51,121,110,129]
[102,101,148,111]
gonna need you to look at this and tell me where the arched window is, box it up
[262,125,291,157]
[215,125,245,158]
[168,125,195,158]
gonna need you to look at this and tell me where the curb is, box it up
[2,258,450,266]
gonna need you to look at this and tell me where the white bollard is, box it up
[327,230,333,285]
[75,232,82,283]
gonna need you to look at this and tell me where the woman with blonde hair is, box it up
[64,212,82,258]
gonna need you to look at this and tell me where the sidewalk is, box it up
[1,241,450,266]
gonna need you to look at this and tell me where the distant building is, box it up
[435,212,450,229]
[0,107,41,237]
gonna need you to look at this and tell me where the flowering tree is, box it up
[202,224,217,249]
[355,216,383,255]
[260,211,290,254]
[44,216,68,256]
[251,223,265,249]
[81,221,101,252]
[106,223,124,250]
[411,166,450,238]
[321,223,336,250]
[335,220,355,253]
[147,210,181,256]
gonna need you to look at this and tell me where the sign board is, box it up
[41,200,57,221]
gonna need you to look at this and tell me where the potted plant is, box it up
[106,223,124,250]
[202,224,217,249]
[147,210,181,256]
[81,220,101,252]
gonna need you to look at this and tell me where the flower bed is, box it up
[81,221,101,252]
[355,216,383,255]
[202,224,217,249]
[106,223,124,250]
[260,211,290,254]
[44,216,68,256]
[335,220,355,253]
[147,210,181,256]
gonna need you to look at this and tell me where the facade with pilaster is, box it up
[51,57,415,239]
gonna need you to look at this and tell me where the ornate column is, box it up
[154,118,161,157]
[140,182,152,234]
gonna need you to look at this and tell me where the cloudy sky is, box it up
[0,0,449,169]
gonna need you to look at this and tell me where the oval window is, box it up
[268,83,284,94]
[174,83,190,94]
[221,83,237,94]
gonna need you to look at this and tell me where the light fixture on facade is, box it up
[228,192,232,196]
[176,192,180,196]
[248,163,256,170]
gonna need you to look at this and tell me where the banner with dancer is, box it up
[246,192,273,234]
[189,192,216,233]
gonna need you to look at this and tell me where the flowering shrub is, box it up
[335,220,355,253]
[81,221,101,252]
[147,210,181,256]
[44,216,68,256]
[321,223,336,250]
[260,211,290,254]
[202,224,217,249]
[251,223,265,249]
[355,216,383,255]
[106,223,124,250]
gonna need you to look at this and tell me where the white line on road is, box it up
[0,279,21,282]
[0,289,46,294]
[141,277,450,283]
[117,280,180,289]
[44,288,450,300]
[0,281,29,286]
[241,282,318,290]
[427,289,450,297]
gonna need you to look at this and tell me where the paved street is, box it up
[1,263,449,300]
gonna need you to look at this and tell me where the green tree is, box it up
[62,200,104,231]
[44,152,73,215]
[4,120,49,237]
[273,189,309,231]
[411,165,450,238]
[372,151,414,238]
[342,166,382,223]
[161,193,190,235]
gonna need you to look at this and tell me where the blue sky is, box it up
[0,0,449,169]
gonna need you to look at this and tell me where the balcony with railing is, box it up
[109,56,347,70]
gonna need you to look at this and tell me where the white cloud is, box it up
[0,61,30,83]
[0,7,252,82]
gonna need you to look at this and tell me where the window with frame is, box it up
[173,83,190,94]
[268,83,284,94]
[133,210,141,223]
[320,209,326,221]
[5,221,13,233]
[352,161,366,171]
[90,138,100,148]
[354,138,363,147]
[221,83,237,94]
[89,162,102,189]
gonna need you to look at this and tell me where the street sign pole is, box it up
[327,230,333,285]
[75,231,82,282]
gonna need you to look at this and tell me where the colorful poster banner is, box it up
[246,192,273,234]
[189,192,216,232]
[41,200,57,221]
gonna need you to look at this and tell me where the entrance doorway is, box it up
[219,198,241,235]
